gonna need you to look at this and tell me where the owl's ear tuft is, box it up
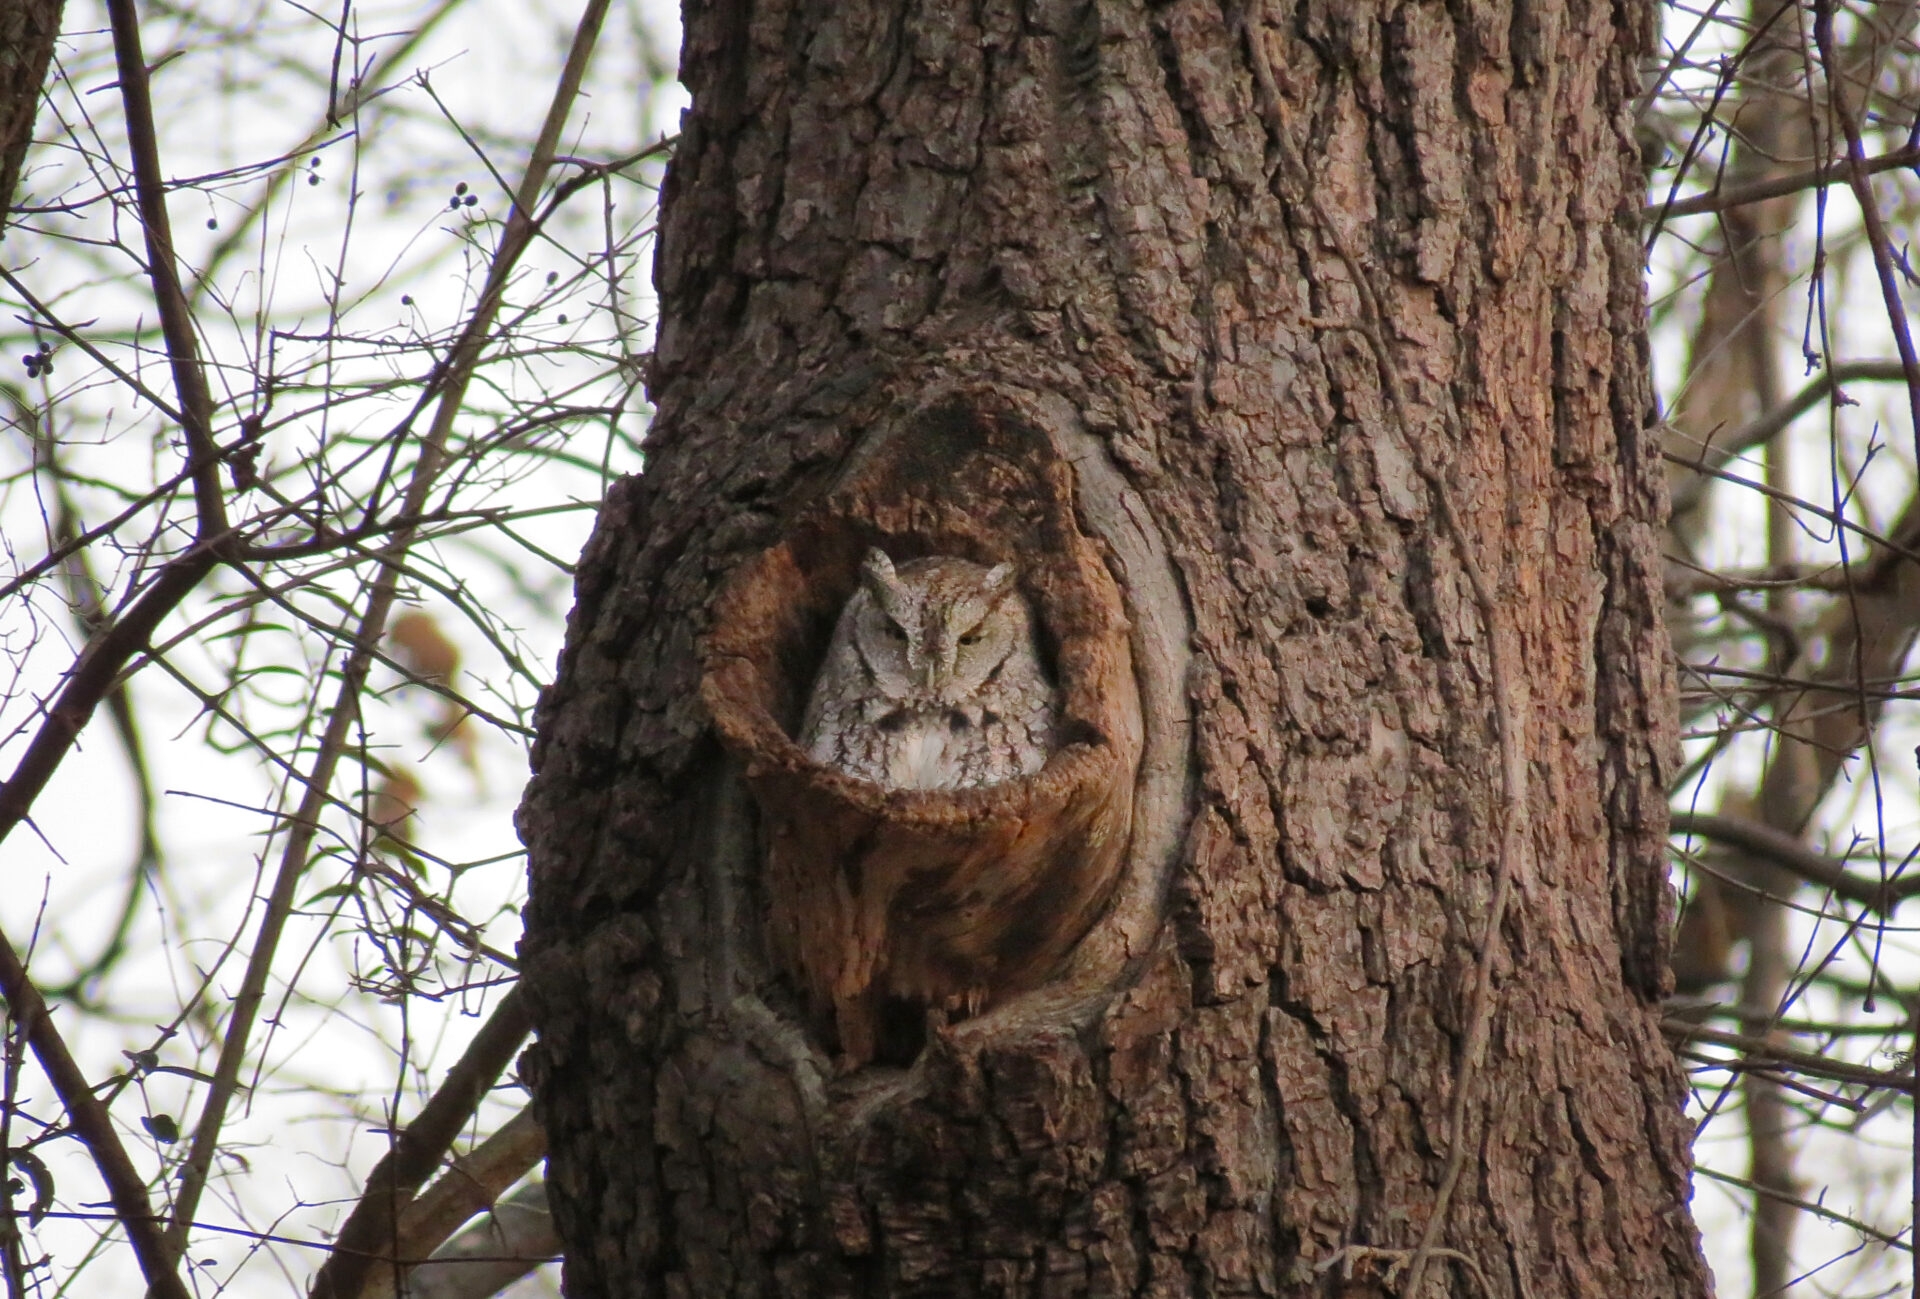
[982,562,1016,598]
[861,548,904,605]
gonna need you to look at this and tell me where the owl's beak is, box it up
[925,633,956,692]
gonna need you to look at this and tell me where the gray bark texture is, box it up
[0,0,63,233]
[517,0,1714,1295]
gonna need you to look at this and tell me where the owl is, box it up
[799,549,1056,790]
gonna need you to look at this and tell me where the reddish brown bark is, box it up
[519,1,1713,1295]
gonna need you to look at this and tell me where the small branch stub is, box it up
[701,394,1143,1065]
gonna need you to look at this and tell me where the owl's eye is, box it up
[958,631,981,646]
[883,624,908,642]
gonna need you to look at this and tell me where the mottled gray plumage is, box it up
[800,549,1056,789]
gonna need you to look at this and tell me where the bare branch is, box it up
[308,985,531,1299]
[166,0,615,1252]
[380,1176,557,1299]
[1667,359,1914,520]
[0,937,191,1299]
[0,547,219,845]
[1813,1,1920,470]
[101,0,229,540]
[355,1108,548,1299]
[1646,142,1920,222]
[1672,811,1920,915]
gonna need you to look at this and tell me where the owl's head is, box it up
[850,548,1028,704]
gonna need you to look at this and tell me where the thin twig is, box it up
[1661,448,1920,569]
[164,0,614,1257]
[1666,359,1913,518]
[0,548,220,843]
[102,0,229,541]
[1662,1018,1916,1093]
[1645,142,1920,222]
[1692,1164,1912,1254]
[1671,812,1920,915]
[1633,0,1730,125]
[1811,1,1920,471]
[181,0,466,295]
[0,264,190,428]
[0,938,192,1299]
[35,1210,545,1262]
[307,987,532,1299]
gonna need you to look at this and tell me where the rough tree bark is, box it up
[0,0,64,233]
[519,1,1715,1295]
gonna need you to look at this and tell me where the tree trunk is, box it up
[0,0,64,232]
[518,1,1714,1295]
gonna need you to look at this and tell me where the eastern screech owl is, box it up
[799,549,1056,790]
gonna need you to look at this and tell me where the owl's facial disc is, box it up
[922,600,1003,700]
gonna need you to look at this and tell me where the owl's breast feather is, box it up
[887,716,951,789]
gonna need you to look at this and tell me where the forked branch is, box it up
[164,0,615,1256]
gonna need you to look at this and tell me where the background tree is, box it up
[1651,4,1920,1295]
